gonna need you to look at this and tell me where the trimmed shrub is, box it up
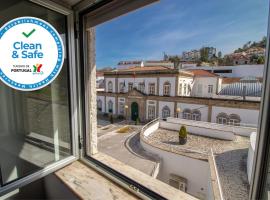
[179,126,187,138]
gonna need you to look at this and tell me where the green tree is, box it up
[218,51,222,58]
[168,55,181,68]
[200,47,209,62]
[257,56,265,64]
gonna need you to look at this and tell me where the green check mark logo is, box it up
[22,28,36,38]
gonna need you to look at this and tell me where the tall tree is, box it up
[218,51,222,58]
[200,47,209,62]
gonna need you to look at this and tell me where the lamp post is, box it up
[125,105,129,121]
[176,107,181,118]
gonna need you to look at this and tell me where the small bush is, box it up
[179,126,187,138]
[117,126,131,133]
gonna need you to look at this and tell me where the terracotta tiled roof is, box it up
[187,69,218,77]
[96,71,104,77]
[117,66,171,72]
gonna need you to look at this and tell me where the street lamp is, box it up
[176,107,181,118]
[125,105,129,120]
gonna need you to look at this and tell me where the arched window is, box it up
[108,81,113,92]
[162,106,171,119]
[118,102,125,115]
[108,100,113,113]
[216,112,229,125]
[97,99,102,111]
[119,82,125,93]
[182,109,191,120]
[229,114,241,126]
[191,109,201,121]
[163,82,171,96]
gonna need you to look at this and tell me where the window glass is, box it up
[0,0,71,185]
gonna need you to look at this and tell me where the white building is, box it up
[97,66,260,126]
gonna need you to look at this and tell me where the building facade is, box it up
[97,66,260,126]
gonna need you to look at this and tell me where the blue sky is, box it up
[96,0,269,69]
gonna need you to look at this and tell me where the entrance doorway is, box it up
[131,102,139,121]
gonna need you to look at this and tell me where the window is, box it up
[208,85,213,94]
[191,110,201,121]
[228,114,241,126]
[179,83,182,95]
[149,83,155,95]
[163,82,171,96]
[162,106,171,119]
[97,99,102,111]
[119,102,125,115]
[108,81,113,92]
[138,82,145,93]
[217,113,229,125]
[108,100,113,113]
[183,109,191,120]
[148,105,156,120]
[119,82,125,93]
[0,0,74,188]
[128,83,133,91]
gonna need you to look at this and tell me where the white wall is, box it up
[97,96,105,112]
[184,65,264,78]
[160,120,235,140]
[159,101,175,118]
[211,106,259,126]
[176,103,208,122]
[159,77,176,96]
[141,139,211,199]
[118,77,157,94]
[105,96,116,114]
[191,77,218,98]
[105,78,116,93]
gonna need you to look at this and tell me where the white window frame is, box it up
[163,82,171,96]
[148,105,156,120]
[108,81,113,92]
[119,82,125,93]
[0,0,79,196]
[208,85,213,94]
[128,82,133,91]
[149,83,155,95]
[162,106,171,119]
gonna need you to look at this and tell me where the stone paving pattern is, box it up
[145,128,250,200]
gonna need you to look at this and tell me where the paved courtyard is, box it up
[97,122,159,176]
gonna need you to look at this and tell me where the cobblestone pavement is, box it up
[146,128,250,200]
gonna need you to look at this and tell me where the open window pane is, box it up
[0,0,72,185]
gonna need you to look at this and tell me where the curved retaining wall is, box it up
[140,120,213,199]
